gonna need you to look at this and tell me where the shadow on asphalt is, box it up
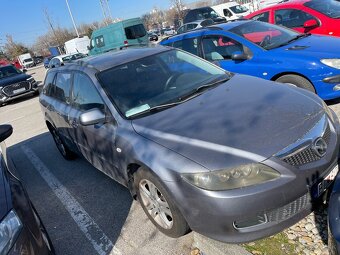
[9,131,133,254]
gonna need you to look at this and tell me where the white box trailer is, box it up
[18,53,34,69]
[64,36,90,55]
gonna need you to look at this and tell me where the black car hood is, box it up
[132,75,324,170]
[0,73,31,87]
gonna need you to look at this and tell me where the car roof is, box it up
[252,0,310,12]
[73,46,171,72]
[165,20,252,41]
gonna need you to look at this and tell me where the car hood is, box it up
[0,73,31,87]
[132,75,325,170]
[277,35,340,58]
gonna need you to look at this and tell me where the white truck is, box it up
[18,53,34,69]
[64,36,90,55]
[212,2,251,21]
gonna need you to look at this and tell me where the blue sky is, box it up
[0,0,195,46]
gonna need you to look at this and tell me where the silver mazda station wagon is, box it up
[40,46,340,243]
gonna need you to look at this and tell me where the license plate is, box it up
[313,164,339,198]
[13,87,26,94]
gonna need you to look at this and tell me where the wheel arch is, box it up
[270,71,315,88]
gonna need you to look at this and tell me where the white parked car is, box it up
[163,28,176,36]
[176,19,215,34]
[48,53,87,69]
[212,2,251,20]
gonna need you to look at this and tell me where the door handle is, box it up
[70,120,79,128]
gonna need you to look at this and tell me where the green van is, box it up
[88,18,148,55]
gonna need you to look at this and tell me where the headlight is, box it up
[0,210,22,254]
[322,100,335,122]
[182,163,280,191]
[321,59,340,69]
[26,77,35,83]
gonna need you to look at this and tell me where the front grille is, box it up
[266,193,309,223]
[282,123,331,166]
[2,81,30,96]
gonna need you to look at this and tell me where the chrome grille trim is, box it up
[2,81,31,97]
[276,114,333,166]
[266,193,309,223]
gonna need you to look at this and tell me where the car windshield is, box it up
[230,5,248,14]
[62,53,86,62]
[23,58,33,63]
[198,8,219,19]
[304,0,340,18]
[0,66,21,79]
[98,49,230,119]
[230,21,302,50]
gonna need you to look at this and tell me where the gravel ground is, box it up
[284,204,329,255]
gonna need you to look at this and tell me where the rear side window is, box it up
[54,73,72,103]
[250,11,269,22]
[72,73,104,111]
[95,35,105,47]
[43,72,56,96]
[125,24,146,39]
[173,38,199,56]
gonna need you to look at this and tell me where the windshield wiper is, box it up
[128,76,230,118]
[272,33,311,49]
[178,76,231,101]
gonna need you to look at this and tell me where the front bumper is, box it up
[313,73,340,100]
[164,114,340,243]
[0,82,38,104]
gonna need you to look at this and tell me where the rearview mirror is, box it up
[304,19,318,29]
[79,108,106,126]
[231,51,248,61]
[0,125,13,143]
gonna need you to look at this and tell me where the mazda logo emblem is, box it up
[313,137,327,157]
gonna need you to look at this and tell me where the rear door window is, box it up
[125,24,146,39]
[54,72,72,103]
[43,72,56,96]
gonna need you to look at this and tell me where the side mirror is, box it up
[304,19,318,29]
[0,125,13,143]
[231,51,248,61]
[22,69,27,73]
[79,108,106,126]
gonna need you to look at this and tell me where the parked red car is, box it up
[246,0,340,37]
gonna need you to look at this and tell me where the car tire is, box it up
[50,127,76,160]
[276,75,315,93]
[134,167,190,238]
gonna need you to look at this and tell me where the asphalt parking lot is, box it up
[2,65,340,255]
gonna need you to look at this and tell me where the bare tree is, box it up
[170,0,186,20]
[2,35,29,60]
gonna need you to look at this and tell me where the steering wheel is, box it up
[164,73,181,91]
[259,35,271,47]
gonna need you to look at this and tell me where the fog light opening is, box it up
[233,214,268,230]
[333,84,340,91]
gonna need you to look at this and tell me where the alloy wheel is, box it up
[139,179,173,229]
